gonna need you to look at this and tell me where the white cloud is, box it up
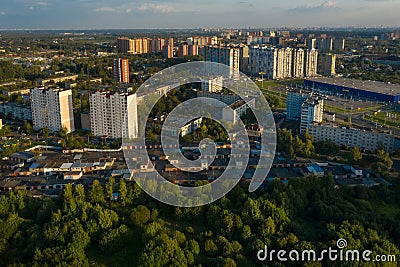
[137,3,176,13]
[0,11,5,15]
[289,0,338,12]
[36,1,49,6]
[94,6,119,12]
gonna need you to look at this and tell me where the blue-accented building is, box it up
[304,77,400,103]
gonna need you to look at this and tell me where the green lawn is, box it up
[255,80,281,89]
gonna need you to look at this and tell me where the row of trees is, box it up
[0,174,399,266]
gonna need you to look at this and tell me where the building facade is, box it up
[286,90,310,121]
[113,59,130,83]
[318,53,336,76]
[304,49,318,77]
[89,91,138,139]
[249,46,318,79]
[0,102,32,121]
[300,97,324,133]
[30,87,75,133]
[308,123,395,153]
[202,77,223,92]
[203,45,240,78]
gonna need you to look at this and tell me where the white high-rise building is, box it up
[292,48,305,78]
[89,91,138,139]
[249,46,278,79]
[276,47,293,79]
[30,87,75,133]
[300,97,324,133]
[249,46,315,79]
[304,49,318,77]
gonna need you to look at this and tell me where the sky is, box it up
[0,0,399,29]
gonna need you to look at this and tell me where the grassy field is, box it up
[255,80,282,89]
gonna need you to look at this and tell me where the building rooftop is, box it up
[9,151,35,161]
[309,122,393,135]
[306,77,400,96]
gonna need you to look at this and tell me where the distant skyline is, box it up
[0,0,399,30]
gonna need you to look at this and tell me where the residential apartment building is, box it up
[286,90,310,121]
[178,43,188,57]
[117,37,135,53]
[203,45,240,78]
[162,117,203,137]
[249,46,318,79]
[292,48,305,78]
[89,91,138,139]
[222,98,256,124]
[201,76,223,92]
[197,91,241,106]
[149,38,165,53]
[276,47,293,79]
[333,38,345,52]
[308,123,395,152]
[318,53,336,76]
[188,44,198,56]
[117,37,153,54]
[30,87,75,133]
[113,59,130,83]
[249,46,278,79]
[160,38,174,58]
[0,102,32,121]
[304,49,318,77]
[300,97,324,133]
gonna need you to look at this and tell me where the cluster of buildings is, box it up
[117,37,198,59]
[248,46,318,79]
[0,102,32,121]
[200,44,318,79]
[286,89,324,133]
[116,32,346,80]
[286,85,396,152]
[117,37,165,54]
[29,86,139,139]
[307,37,346,52]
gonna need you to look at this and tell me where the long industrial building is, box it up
[304,77,400,103]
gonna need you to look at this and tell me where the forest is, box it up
[0,175,399,267]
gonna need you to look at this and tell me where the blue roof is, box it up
[308,163,324,173]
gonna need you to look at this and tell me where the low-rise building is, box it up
[0,102,32,121]
[222,98,255,124]
[202,76,223,92]
[308,123,395,152]
[162,117,203,137]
